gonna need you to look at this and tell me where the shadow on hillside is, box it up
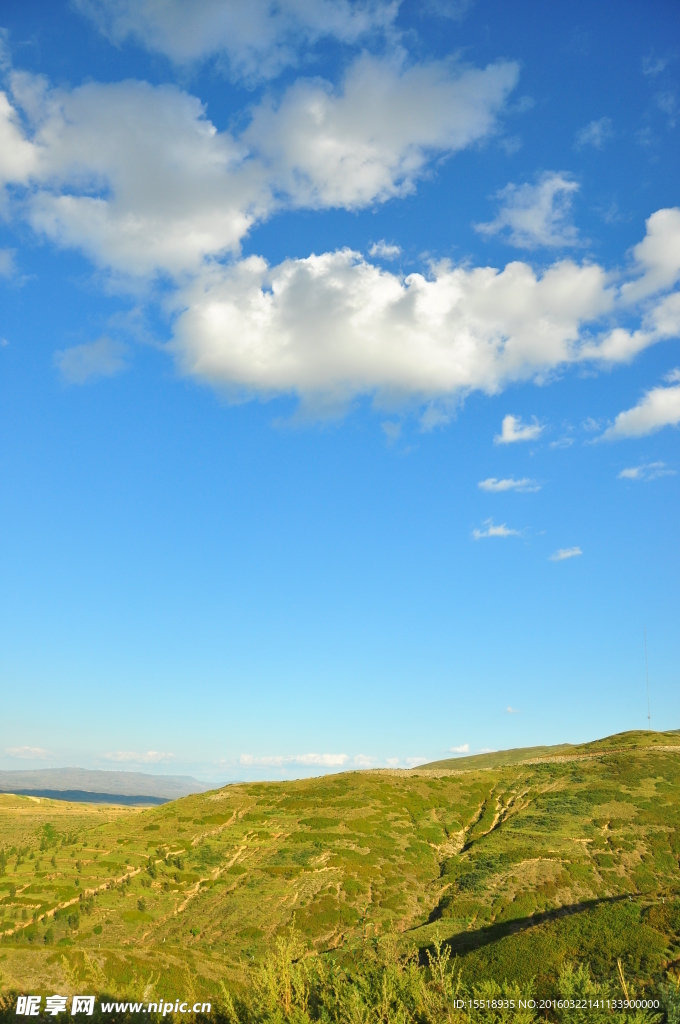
[420,893,637,962]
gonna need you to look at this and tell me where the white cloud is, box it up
[171,251,613,407]
[478,476,539,492]
[1,55,517,278]
[239,752,349,767]
[475,172,580,249]
[472,518,520,539]
[602,373,680,439]
[505,706,521,713]
[244,53,519,210]
[575,117,613,149]
[54,337,129,384]
[5,75,267,279]
[495,415,544,444]
[618,461,675,480]
[0,248,15,276]
[103,750,174,763]
[0,89,37,185]
[385,757,400,767]
[369,240,401,259]
[550,547,582,561]
[620,207,680,303]
[74,0,398,83]
[449,743,470,754]
[5,746,51,759]
[2,59,680,415]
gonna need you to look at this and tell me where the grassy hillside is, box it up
[1,730,679,1016]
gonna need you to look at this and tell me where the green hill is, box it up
[1,730,679,1018]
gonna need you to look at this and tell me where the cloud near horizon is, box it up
[5,746,51,759]
[239,752,349,767]
[103,750,175,763]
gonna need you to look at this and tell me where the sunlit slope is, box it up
[1,730,679,1001]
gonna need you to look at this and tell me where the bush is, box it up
[137,898,147,913]
[214,925,665,1024]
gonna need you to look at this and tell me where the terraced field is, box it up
[1,730,679,1014]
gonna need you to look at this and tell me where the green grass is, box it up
[0,730,679,1018]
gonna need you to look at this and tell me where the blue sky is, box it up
[1,0,678,782]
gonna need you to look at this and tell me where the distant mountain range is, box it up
[0,767,212,804]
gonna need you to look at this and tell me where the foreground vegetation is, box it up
[1,731,679,1019]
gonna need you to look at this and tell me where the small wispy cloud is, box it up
[406,756,428,768]
[575,117,614,149]
[382,420,402,443]
[478,476,540,492]
[656,91,677,127]
[239,753,348,767]
[505,706,521,714]
[54,337,129,385]
[368,240,401,260]
[550,547,582,561]
[449,743,470,754]
[6,746,51,760]
[0,248,16,278]
[385,757,400,767]
[495,415,543,444]
[581,417,601,433]
[475,172,580,249]
[549,436,573,449]
[472,519,520,540]
[642,53,669,77]
[103,750,174,763]
[419,0,474,19]
[618,462,675,481]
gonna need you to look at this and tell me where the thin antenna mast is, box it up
[644,626,651,729]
